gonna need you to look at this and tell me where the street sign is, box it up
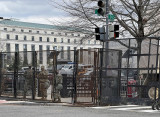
[108,14,115,22]
[95,9,98,14]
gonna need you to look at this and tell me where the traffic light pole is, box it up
[105,0,109,49]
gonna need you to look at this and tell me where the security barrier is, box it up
[0,37,160,107]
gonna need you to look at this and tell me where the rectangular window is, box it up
[72,34,74,36]
[47,37,50,42]
[61,38,63,43]
[46,45,50,64]
[15,44,19,52]
[32,36,34,41]
[24,35,27,40]
[15,35,18,40]
[23,44,27,51]
[53,46,57,50]
[61,46,64,59]
[6,34,10,39]
[29,30,32,33]
[31,45,35,51]
[54,38,57,42]
[31,45,35,65]
[51,32,54,34]
[67,46,70,60]
[46,45,50,50]
[78,34,80,37]
[6,43,10,52]
[74,47,77,51]
[65,33,67,36]
[23,44,28,66]
[39,45,43,64]
[39,37,42,42]
[4,28,7,31]
[21,29,24,32]
[37,31,39,34]
[68,39,70,43]
[6,44,11,60]
[39,45,43,51]
[94,40,96,44]
[12,29,16,31]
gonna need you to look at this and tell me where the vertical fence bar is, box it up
[126,39,131,98]
[32,51,37,100]
[52,50,57,101]
[99,48,103,105]
[158,38,160,101]
[0,52,2,96]
[72,50,78,104]
[93,50,98,104]
[14,52,18,98]
[147,39,152,83]
[155,39,160,101]
[118,50,122,99]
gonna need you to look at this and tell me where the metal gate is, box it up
[72,49,98,104]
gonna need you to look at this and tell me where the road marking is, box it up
[138,110,160,113]
[90,105,160,113]
[110,106,151,110]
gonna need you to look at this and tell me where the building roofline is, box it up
[0,19,88,33]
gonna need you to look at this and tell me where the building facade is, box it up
[0,18,102,68]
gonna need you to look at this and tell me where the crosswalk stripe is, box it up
[110,106,151,110]
[90,105,160,113]
[138,110,160,113]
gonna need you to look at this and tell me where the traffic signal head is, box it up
[108,25,119,39]
[95,27,105,33]
[95,27,105,41]
[97,0,106,16]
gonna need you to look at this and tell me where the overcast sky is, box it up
[0,0,68,24]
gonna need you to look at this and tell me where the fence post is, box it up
[98,48,103,105]
[0,52,2,96]
[51,50,57,101]
[72,49,78,104]
[32,51,37,100]
[14,52,18,98]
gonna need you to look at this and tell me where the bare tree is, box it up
[50,0,160,83]
[50,0,160,42]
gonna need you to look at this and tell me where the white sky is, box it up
[0,0,69,24]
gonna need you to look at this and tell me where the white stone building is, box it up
[0,17,102,68]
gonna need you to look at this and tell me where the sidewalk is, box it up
[0,96,73,106]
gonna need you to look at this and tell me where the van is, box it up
[59,64,73,75]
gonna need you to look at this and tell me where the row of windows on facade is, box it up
[6,44,76,52]
[3,27,81,37]
[6,34,96,44]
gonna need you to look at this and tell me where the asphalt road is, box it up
[0,104,160,117]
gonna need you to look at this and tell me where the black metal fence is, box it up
[0,37,160,106]
[107,37,160,106]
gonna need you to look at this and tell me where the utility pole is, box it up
[105,0,109,49]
